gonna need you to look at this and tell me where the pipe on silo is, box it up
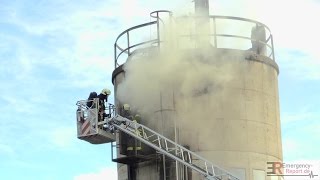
[194,0,210,48]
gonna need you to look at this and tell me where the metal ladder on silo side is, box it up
[108,115,239,180]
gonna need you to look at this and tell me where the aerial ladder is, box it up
[76,99,239,180]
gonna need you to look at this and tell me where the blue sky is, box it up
[0,0,319,179]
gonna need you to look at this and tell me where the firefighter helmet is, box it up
[134,114,141,121]
[101,88,111,95]
[123,104,130,111]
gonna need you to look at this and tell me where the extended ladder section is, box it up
[108,115,239,180]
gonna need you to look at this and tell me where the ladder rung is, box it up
[151,138,159,143]
[167,148,177,153]
[146,134,156,139]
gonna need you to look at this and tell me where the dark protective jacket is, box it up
[87,92,98,108]
[97,93,108,110]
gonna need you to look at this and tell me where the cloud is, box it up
[0,1,121,90]
[281,110,319,125]
[50,126,76,149]
[74,167,117,180]
[0,143,15,157]
[281,110,320,161]
[276,48,320,80]
[282,138,299,152]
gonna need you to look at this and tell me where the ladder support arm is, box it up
[108,115,239,180]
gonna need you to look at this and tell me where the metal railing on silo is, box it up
[114,12,275,69]
[212,15,275,60]
[114,10,172,69]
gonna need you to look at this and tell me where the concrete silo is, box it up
[110,1,282,180]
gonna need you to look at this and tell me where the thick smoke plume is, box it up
[116,14,245,144]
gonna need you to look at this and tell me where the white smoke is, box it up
[116,14,244,137]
